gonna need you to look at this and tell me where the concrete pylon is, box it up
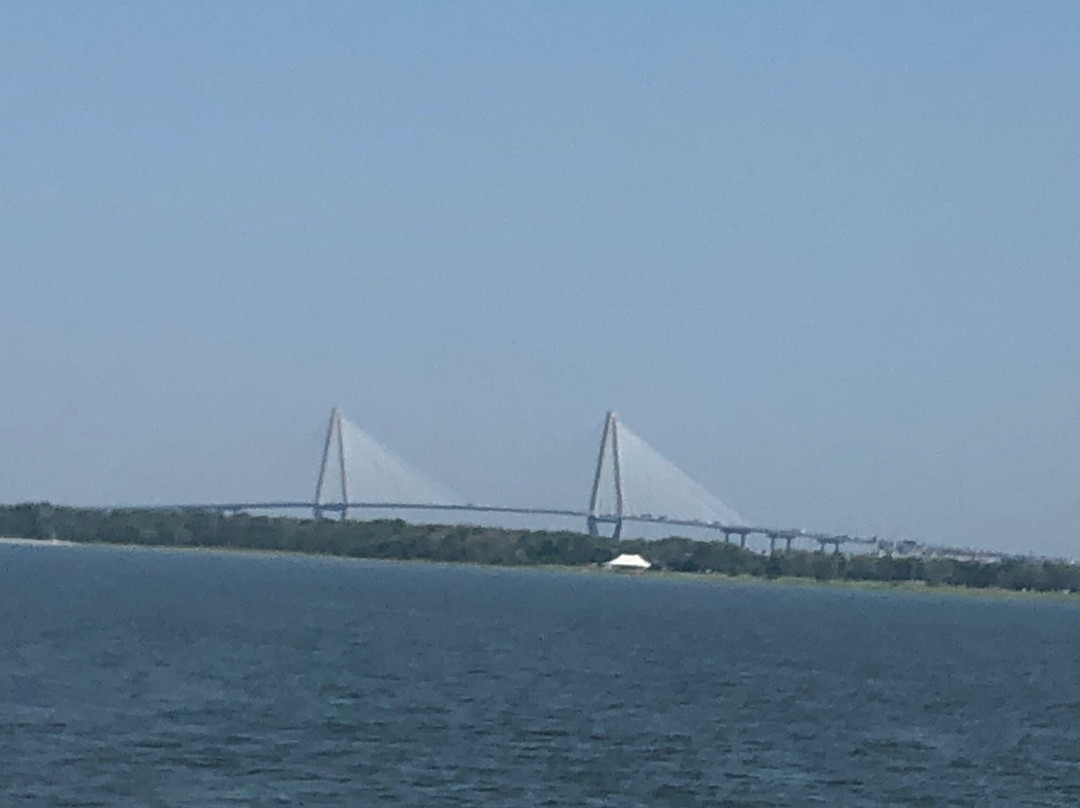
[587,411,624,539]
[313,407,350,521]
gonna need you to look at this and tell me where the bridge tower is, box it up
[587,411,624,539]
[314,407,350,520]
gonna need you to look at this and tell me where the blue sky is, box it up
[2,3,1078,555]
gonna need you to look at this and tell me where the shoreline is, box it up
[5,535,1077,603]
[0,536,75,547]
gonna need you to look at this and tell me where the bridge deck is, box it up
[109,501,873,545]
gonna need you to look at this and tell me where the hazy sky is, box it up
[3,3,1078,556]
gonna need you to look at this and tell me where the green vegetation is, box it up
[3,503,1078,594]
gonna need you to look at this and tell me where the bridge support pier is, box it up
[785,536,793,554]
[740,533,747,548]
[586,516,623,540]
[769,535,777,555]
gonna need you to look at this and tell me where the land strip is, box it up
[2,503,1077,596]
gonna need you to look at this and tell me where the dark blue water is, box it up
[2,543,1080,806]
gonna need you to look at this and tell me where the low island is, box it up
[2,503,1077,596]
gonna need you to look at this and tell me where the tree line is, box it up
[2,503,1077,594]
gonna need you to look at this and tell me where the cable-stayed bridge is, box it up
[150,408,873,554]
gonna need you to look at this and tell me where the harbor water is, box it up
[2,542,1079,806]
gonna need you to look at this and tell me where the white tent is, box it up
[604,553,652,570]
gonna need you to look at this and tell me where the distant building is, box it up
[604,553,652,570]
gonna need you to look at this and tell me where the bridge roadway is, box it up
[123,501,874,551]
